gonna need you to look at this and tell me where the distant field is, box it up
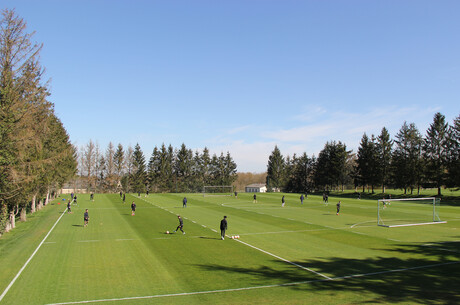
[0,192,459,304]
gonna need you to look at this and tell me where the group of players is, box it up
[72,192,341,236]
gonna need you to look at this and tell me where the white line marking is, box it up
[43,241,57,244]
[77,240,100,243]
[210,229,217,233]
[116,239,135,241]
[45,261,459,305]
[235,239,332,280]
[0,208,67,302]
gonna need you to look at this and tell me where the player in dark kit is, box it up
[183,197,187,208]
[67,201,72,213]
[123,193,126,203]
[220,216,228,240]
[281,195,285,207]
[336,201,341,215]
[131,201,136,216]
[253,194,257,203]
[175,215,185,234]
[84,209,89,227]
[300,194,304,205]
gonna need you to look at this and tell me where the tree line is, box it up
[266,112,460,196]
[0,10,77,235]
[77,141,238,194]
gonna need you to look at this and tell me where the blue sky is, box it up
[3,1,459,172]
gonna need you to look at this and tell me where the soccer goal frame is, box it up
[202,185,234,197]
[377,197,447,228]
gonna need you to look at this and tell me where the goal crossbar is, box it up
[202,185,234,197]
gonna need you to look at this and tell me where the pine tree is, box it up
[376,127,393,193]
[266,146,285,191]
[423,112,449,196]
[447,114,460,187]
[357,134,379,193]
[392,122,423,194]
[131,143,146,194]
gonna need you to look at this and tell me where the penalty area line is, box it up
[0,208,67,302]
[45,260,460,305]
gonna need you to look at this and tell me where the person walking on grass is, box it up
[253,194,257,203]
[84,209,89,227]
[300,194,304,205]
[183,197,187,208]
[281,195,285,207]
[131,201,136,216]
[175,215,185,234]
[336,201,341,215]
[123,193,126,203]
[220,216,228,240]
[67,201,72,213]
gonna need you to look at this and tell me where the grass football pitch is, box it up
[0,192,459,304]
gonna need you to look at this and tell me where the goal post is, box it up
[202,185,234,197]
[377,197,447,227]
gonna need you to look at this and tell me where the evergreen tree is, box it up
[423,112,449,196]
[392,122,423,194]
[113,143,125,188]
[357,134,379,193]
[447,114,460,187]
[376,127,393,193]
[131,143,146,194]
[147,146,160,192]
[266,145,285,191]
[175,143,194,192]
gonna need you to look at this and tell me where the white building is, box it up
[245,183,267,193]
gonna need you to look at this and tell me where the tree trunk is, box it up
[9,210,15,229]
[20,207,26,222]
[438,186,441,196]
[31,195,36,213]
[38,199,43,210]
[45,189,50,206]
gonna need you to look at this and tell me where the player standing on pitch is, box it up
[84,209,89,227]
[300,194,304,205]
[131,201,136,216]
[281,195,285,207]
[175,215,185,234]
[183,197,187,208]
[220,216,227,240]
[336,201,341,215]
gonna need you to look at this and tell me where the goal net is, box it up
[202,186,234,197]
[377,197,446,227]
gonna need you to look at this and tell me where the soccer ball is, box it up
[236,235,240,239]
[166,231,169,234]
[231,236,235,239]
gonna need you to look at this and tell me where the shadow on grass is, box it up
[196,241,460,304]
[72,224,83,227]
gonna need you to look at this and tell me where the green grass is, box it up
[0,192,459,304]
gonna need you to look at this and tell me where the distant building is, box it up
[245,183,267,193]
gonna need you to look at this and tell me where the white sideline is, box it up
[0,208,67,302]
[45,260,459,305]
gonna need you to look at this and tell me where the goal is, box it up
[377,197,446,227]
[202,185,234,197]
